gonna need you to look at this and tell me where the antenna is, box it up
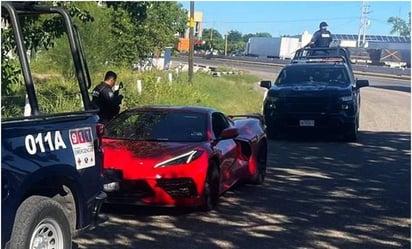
[357,0,370,47]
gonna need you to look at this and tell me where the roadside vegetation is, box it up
[28,64,263,116]
[113,69,263,114]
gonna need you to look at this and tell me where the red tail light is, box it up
[96,123,105,145]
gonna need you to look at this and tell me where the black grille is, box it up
[279,96,339,113]
[156,178,198,198]
[120,180,154,196]
[106,180,155,204]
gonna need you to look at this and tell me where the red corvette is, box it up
[102,105,267,211]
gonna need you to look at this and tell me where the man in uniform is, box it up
[92,71,123,123]
[306,21,332,48]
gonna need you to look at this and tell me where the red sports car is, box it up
[102,105,267,211]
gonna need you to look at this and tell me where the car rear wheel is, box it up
[9,195,71,249]
[200,162,220,212]
[250,143,267,185]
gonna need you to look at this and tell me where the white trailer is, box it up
[246,37,300,59]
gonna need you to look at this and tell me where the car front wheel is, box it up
[344,122,358,142]
[266,123,278,140]
[200,162,220,212]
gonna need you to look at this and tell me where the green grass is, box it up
[117,69,263,115]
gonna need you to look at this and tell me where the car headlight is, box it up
[265,96,279,109]
[154,150,204,168]
[340,95,353,102]
[266,96,279,102]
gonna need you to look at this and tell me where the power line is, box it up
[201,17,359,25]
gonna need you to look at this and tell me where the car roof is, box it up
[125,105,218,114]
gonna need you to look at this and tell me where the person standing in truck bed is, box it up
[92,71,124,123]
[306,21,333,48]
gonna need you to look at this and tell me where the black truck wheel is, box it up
[9,195,71,249]
[344,122,358,142]
[266,125,278,140]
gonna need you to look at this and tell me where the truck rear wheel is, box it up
[9,195,71,249]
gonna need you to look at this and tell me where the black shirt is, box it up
[311,29,332,48]
[91,82,122,123]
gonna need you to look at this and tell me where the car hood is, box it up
[103,138,204,167]
[268,85,352,97]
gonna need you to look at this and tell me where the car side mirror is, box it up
[260,80,272,89]
[356,79,369,88]
[219,127,239,140]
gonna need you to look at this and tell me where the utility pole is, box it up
[357,0,370,47]
[188,1,194,84]
[224,34,228,56]
[209,28,213,52]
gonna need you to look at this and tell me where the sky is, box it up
[180,1,411,37]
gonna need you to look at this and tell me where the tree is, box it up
[387,13,411,36]
[1,2,94,94]
[227,30,243,43]
[70,2,117,71]
[143,2,187,56]
[201,28,223,52]
[226,30,249,55]
[202,28,223,41]
[2,1,188,85]
[228,41,246,55]
[107,1,187,65]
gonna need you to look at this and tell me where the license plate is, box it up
[299,120,315,127]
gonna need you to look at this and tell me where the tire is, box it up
[344,122,358,142]
[9,195,72,249]
[266,125,277,140]
[250,143,267,185]
[200,162,220,212]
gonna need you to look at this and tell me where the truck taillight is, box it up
[96,123,104,147]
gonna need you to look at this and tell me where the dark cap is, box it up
[319,21,328,28]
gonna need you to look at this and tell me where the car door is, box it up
[211,112,238,191]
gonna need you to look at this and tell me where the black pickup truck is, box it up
[260,47,369,141]
[2,3,106,249]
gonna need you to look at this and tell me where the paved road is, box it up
[74,66,410,249]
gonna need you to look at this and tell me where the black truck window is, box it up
[275,67,350,86]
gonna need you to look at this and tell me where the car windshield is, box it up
[104,110,207,142]
[275,67,350,87]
